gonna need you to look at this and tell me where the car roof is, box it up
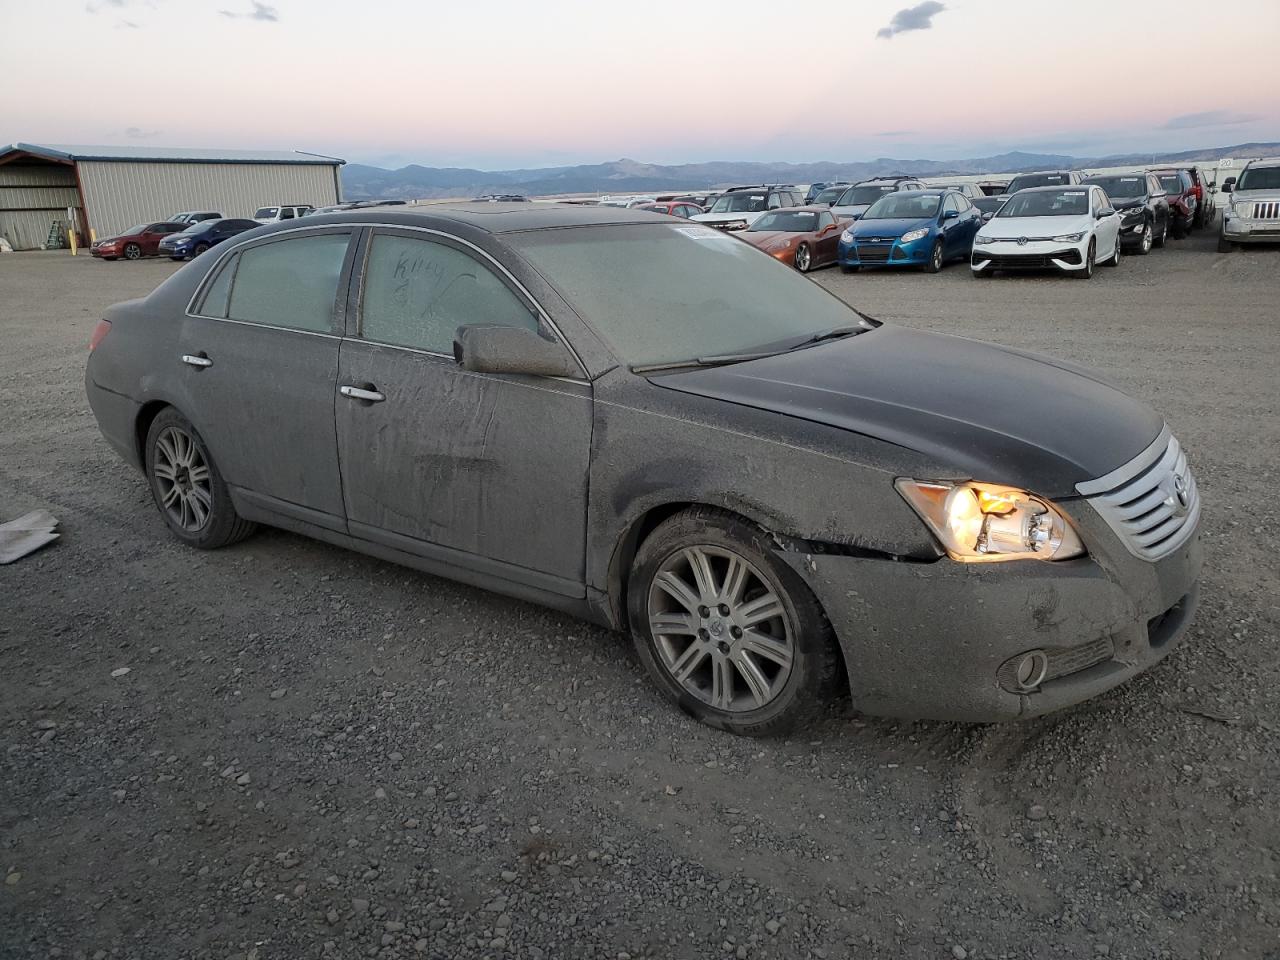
[300,201,661,234]
[1009,184,1093,194]
[1011,169,1073,175]
[1244,156,1280,168]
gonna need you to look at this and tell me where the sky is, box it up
[2,0,1278,171]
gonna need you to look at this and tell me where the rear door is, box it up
[177,228,356,530]
[334,227,593,595]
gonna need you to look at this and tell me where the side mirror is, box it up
[981,212,994,221]
[1221,177,1235,193]
[942,209,959,220]
[1096,208,1113,219]
[453,325,580,379]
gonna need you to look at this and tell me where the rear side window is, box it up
[360,233,537,353]
[198,253,238,318]
[227,233,350,333]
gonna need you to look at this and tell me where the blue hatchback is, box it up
[837,190,983,273]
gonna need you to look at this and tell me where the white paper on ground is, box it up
[0,509,60,564]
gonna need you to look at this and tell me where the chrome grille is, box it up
[1077,426,1200,562]
[1252,201,1280,219]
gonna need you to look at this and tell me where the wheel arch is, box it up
[134,399,173,465]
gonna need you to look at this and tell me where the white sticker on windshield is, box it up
[1064,191,1086,196]
[674,226,731,240]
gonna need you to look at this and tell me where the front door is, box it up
[177,228,355,528]
[335,228,592,595]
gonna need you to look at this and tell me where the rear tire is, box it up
[628,507,843,737]
[144,408,256,550]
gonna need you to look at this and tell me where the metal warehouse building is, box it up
[0,143,344,250]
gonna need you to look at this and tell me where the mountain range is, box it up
[340,143,1280,200]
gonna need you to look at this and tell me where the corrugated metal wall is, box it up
[77,160,341,238]
[0,162,80,250]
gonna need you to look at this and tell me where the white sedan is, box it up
[971,185,1122,279]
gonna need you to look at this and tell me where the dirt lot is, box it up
[2,232,1278,960]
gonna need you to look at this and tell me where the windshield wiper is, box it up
[630,351,781,375]
[781,325,866,352]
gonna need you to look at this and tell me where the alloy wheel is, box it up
[795,243,811,272]
[647,545,796,712]
[152,426,213,532]
[1141,224,1152,253]
[930,240,943,272]
[124,243,141,260]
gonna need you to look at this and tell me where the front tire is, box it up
[628,508,843,736]
[924,239,944,273]
[1074,239,1096,279]
[193,242,210,257]
[124,243,142,260]
[1135,221,1153,255]
[144,409,256,550]
[794,243,812,273]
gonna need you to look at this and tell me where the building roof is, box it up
[0,143,344,166]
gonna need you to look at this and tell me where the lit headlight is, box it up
[973,234,996,245]
[840,229,854,243]
[1052,232,1085,243]
[895,479,1085,562]
[900,228,929,243]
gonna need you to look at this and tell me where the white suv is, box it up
[693,185,805,230]
[1219,157,1280,251]
[253,204,314,224]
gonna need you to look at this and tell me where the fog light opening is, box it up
[1004,649,1049,693]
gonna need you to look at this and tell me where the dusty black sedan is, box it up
[85,205,1202,736]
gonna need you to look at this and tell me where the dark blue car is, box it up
[158,218,260,261]
[837,190,983,273]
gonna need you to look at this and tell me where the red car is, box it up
[91,221,188,261]
[1150,169,1198,238]
[636,201,705,218]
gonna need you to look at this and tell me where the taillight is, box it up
[89,319,112,351]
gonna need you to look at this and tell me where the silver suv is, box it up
[1219,157,1280,251]
[831,176,926,220]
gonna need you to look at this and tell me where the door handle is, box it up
[339,384,385,403]
[182,354,213,368]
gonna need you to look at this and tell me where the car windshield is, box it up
[180,220,216,234]
[838,185,896,206]
[1006,173,1070,191]
[973,197,1005,213]
[511,223,870,366]
[748,210,821,232]
[862,194,941,220]
[1088,176,1146,199]
[254,207,278,218]
[123,224,150,236]
[710,193,767,214]
[998,190,1089,217]
[1236,166,1280,191]
[815,187,846,204]
[1156,175,1185,195]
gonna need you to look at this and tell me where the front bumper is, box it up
[838,233,932,267]
[1222,217,1280,243]
[780,510,1202,722]
[90,246,120,259]
[159,244,191,257]
[971,237,1087,273]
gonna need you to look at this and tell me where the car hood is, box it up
[978,214,1092,240]
[851,217,933,238]
[650,326,1162,498]
[744,231,800,249]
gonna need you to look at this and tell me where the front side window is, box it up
[227,233,350,333]
[360,233,538,353]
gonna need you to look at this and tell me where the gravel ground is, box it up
[1,230,1278,960]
